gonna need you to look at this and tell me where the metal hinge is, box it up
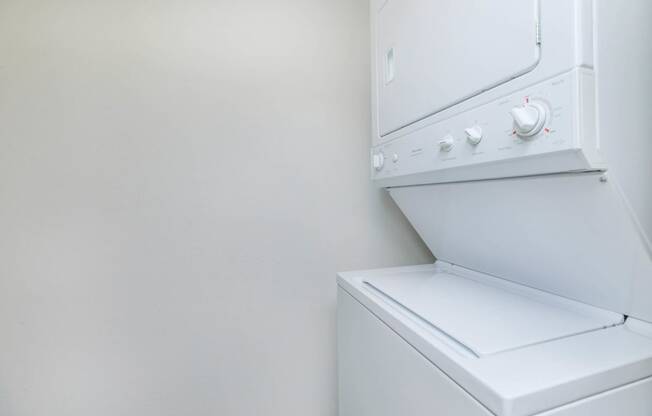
[536,21,542,45]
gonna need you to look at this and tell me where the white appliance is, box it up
[338,1,652,415]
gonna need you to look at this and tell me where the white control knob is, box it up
[439,135,454,152]
[372,152,385,171]
[510,102,547,137]
[465,126,483,145]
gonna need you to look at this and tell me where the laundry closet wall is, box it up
[0,1,432,415]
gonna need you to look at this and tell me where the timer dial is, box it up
[510,102,547,138]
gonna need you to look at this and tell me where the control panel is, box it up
[371,70,600,186]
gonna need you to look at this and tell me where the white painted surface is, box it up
[0,1,433,416]
[338,288,492,416]
[370,2,652,312]
[369,1,652,262]
[389,172,652,322]
[338,265,652,416]
[595,0,652,260]
[343,0,652,415]
[365,271,622,357]
[540,377,652,416]
[375,0,540,136]
[371,0,592,146]
[372,69,603,186]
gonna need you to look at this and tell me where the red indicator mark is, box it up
[525,97,530,104]
[544,128,550,134]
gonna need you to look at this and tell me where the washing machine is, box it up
[338,0,652,415]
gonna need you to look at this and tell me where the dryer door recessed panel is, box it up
[377,0,541,136]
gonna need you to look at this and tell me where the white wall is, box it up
[0,1,433,415]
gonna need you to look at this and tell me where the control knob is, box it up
[438,135,454,152]
[465,126,483,145]
[510,102,547,138]
[372,152,385,171]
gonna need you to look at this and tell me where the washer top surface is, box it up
[338,263,652,416]
[365,271,623,357]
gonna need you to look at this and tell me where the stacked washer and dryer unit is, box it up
[338,1,652,415]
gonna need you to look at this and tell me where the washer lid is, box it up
[388,172,652,324]
[364,270,624,357]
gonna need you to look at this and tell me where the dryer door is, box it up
[376,0,541,137]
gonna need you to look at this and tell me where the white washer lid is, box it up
[364,271,624,357]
